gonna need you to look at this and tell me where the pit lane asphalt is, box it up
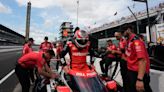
[0,50,21,92]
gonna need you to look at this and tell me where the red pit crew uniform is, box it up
[125,34,150,73]
[15,52,46,92]
[22,43,33,55]
[100,44,117,77]
[125,34,152,92]
[18,52,46,69]
[107,44,117,58]
[40,42,53,52]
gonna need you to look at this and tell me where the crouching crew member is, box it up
[15,50,58,92]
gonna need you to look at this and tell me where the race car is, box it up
[47,66,119,92]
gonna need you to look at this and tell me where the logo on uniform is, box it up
[72,52,87,56]
[134,42,139,46]
[134,42,142,52]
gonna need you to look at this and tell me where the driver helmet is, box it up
[74,30,89,48]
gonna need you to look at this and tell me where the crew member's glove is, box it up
[60,58,67,66]
[51,73,59,79]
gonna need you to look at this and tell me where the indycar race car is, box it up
[47,66,120,92]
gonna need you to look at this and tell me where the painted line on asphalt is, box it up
[0,69,15,85]
[0,48,22,53]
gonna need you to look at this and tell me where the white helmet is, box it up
[74,30,89,48]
